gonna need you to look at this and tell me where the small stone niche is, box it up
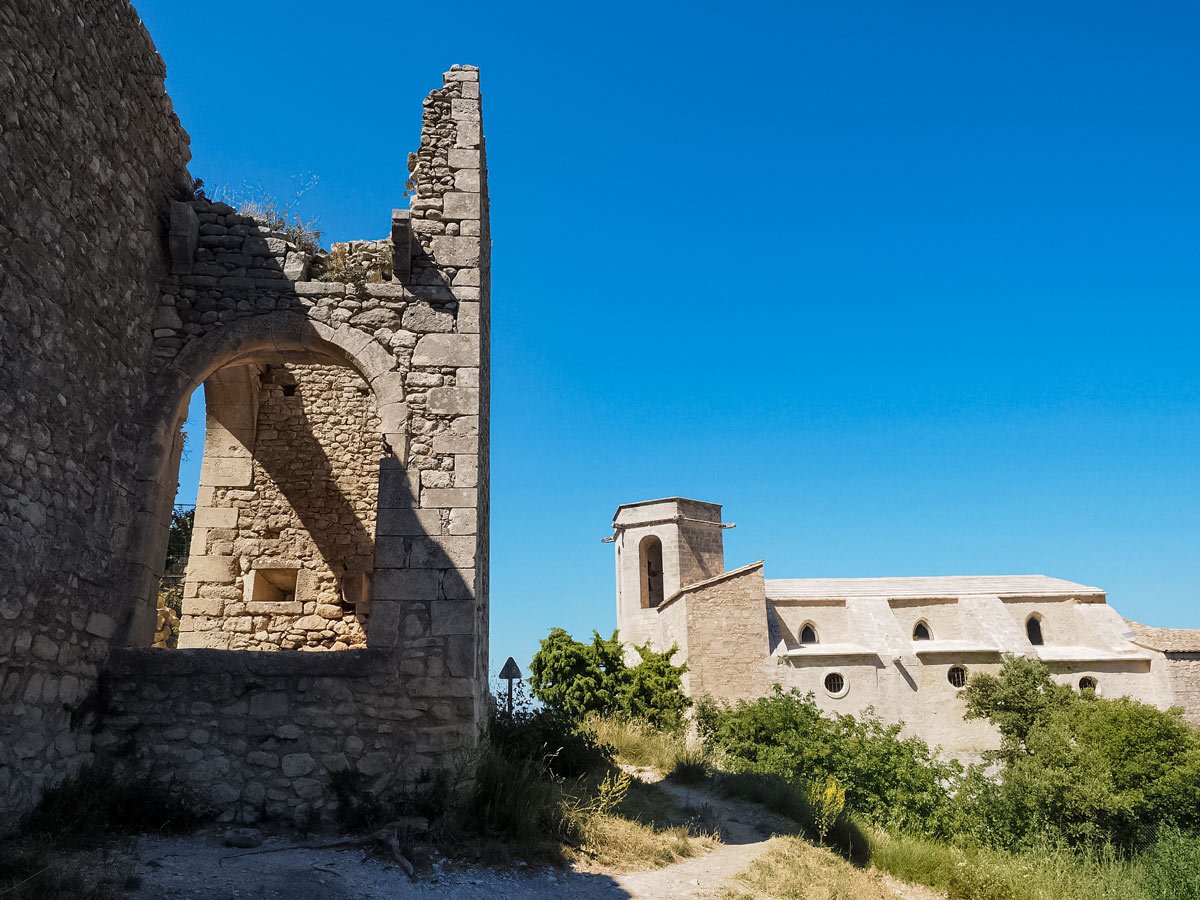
[251,568,299,605]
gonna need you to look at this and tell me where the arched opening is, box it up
[912,620,932,641]
[1026,614,1045,646]
[639,535,664,608]
[1078,676,1098,694]
[128,314,412,651]
[800,623,819,644]
[163,359,382,650]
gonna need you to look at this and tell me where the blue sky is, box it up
[139,0,1200,673]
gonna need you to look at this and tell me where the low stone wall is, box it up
[1165,655,1200,724]
[97,648,472,825]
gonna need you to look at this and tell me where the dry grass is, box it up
[572,811,715,871]
[585,715,692,773]
[721,835,899,900]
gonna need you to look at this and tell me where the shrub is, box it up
[959,658,1200,851]
[668,749,709,785]
[491,704,611,779]
[696,687,959,836]
[23,763,205,849]
[528,627,690,728]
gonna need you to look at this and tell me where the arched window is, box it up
[1026,614,1044,646]
[800,623,818,644]
[1079,676,1098,693]
[639,535,664,608]
[913,621,932,641]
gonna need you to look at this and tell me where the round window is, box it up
[823,672,847,697]
[947,666,968,689]
[1079,676,1098,693]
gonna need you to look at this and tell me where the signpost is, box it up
[498,656,522,716]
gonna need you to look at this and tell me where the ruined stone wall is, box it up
[0,0,191,825]
[89,65,491,825]
[180,363,381,650]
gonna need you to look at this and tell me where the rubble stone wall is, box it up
[0,0,490,827]
[0,0,192,825]
[180,363,381,650]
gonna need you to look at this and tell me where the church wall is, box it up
[1162,654,1200,724]
[678,565,771,702]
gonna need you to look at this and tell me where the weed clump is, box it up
[23,762,206,849]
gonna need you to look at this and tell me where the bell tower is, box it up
[611,497,727,649]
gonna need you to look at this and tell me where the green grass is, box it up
[868,830,1148,900]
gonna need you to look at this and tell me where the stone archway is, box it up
[123,313,409,650]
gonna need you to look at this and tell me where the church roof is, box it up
[1125,620,1200,653]
[765,574,1104,600]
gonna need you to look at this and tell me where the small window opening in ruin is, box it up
[1026,614,1045,646]
[947,665,968,689]
[800,623,818,644]
[639,535,664,608]
[282,384,297,397]
[252,568,298,604]
[913,621,932,641]
[823,672,847,697]
[1079,676,1098,693]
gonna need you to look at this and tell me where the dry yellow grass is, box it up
[572,811,717,871]
[721,836,900,900]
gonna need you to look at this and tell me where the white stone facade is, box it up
[612,497,1196,758]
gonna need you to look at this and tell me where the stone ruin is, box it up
[0,0,490,827]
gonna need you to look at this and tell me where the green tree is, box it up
[960,655,1076,761]
[618,642,690,728]
[527,627,690,727]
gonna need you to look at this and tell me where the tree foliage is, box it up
[528,628,689,728]
[958,656,1200,851]
[695,687,960,836]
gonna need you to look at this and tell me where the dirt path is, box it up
[128,771,942,899]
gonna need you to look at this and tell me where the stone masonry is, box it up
[0,0,491,828]
[180,362,382,651]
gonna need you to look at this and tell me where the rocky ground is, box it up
[126,773,943,900]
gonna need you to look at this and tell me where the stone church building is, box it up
[612,497,1200,756]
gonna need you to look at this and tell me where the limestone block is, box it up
[421,488,476,509]
[376,508,444,537]
[447,149,479,170]
[187,556,238,583]
[449,508,477,536]
[451,99,481,121]
[427,387,479,416]
[428,236,479,268]
[443,193,480,220]
[432,600,475,636]
[454,170,480,192]
[85,612,116,639]
[412,334,479,368]
[443,569,477,600]
[410,536,476,569]
[373,569,440,601]
[433,434,478,454]
[454,455,478,488]
[195,506,238,529]
[200,456,253,488]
